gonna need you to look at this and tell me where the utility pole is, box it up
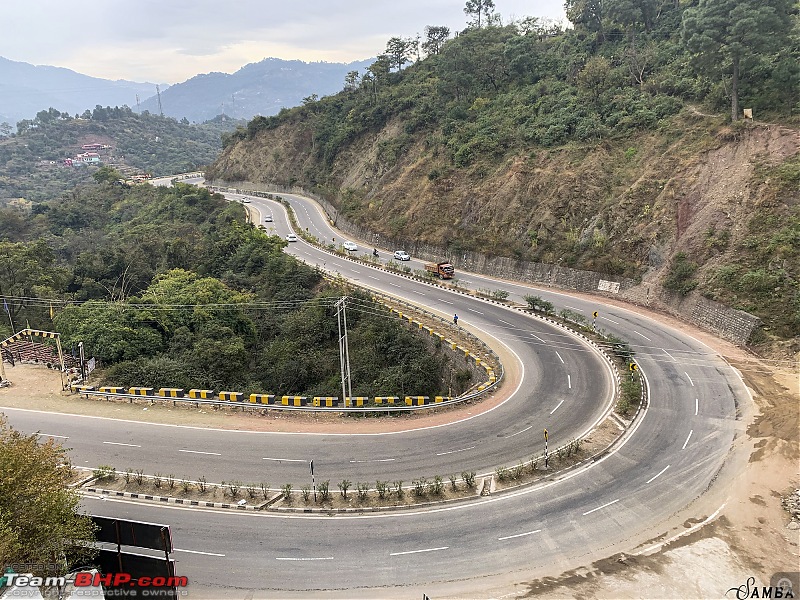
[336,297,352,407]
[2,297,14,334]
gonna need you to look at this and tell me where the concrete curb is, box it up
[83,487,262,510]
[81,485,481,514]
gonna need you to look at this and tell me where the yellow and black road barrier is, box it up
[249,393,275,404]
[129,387,154,396]
[279,395,307,406]
[312,396,338,407]
[374,396,400,405]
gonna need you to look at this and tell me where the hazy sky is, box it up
[2,1,567,84]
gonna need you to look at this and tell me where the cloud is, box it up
[1,0,567,83]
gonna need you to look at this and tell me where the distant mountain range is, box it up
[0,56,374,127]
[139,57,374,123]
[0,57,163,127]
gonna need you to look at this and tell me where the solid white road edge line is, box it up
[174,548,225,557]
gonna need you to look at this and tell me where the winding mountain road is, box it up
[1,183,747,598]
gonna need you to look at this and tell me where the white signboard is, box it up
[598,279,621,294]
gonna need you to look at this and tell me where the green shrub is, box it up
[524,294,554,314]
[281,484,293,501]
[663,252,698,295]
[93,465,116,482]
[461,471,476,488]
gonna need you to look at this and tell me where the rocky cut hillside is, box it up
[207,7,800,351]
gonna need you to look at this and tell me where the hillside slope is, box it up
[209,111,798,347]
[0,108,240,203]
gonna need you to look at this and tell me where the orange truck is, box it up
[425,261,455,279]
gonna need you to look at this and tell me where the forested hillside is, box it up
[0,107,240,203]
[0,179,453,396]
[207,0,799,347]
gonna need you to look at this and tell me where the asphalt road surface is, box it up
[2,183,746,597]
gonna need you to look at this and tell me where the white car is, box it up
[286,233,298,242]
[342,241,358,252]
[393,250,410,261]
[264,215,273,222]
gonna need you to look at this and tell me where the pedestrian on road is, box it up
[453,313,459,326]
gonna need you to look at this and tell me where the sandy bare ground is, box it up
[0,302,797,599]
